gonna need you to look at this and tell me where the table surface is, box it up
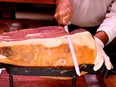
[0,0,55,4]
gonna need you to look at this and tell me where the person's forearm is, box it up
[94,31,109,45]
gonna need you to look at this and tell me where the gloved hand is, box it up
[54,0,73,25]
[93,37,113,71]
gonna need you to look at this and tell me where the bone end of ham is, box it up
[0,26,96,76]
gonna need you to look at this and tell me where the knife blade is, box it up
[64,25,80,76]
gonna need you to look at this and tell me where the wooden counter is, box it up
[0,0,55,19]
[0,0,55,4]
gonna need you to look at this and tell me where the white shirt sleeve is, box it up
[97,0,116,44]
[0,69,2,74]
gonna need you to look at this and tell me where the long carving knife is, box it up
[64,25,80,76]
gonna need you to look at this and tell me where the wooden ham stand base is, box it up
[1,64,106,87]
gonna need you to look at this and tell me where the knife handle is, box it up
[64,21,71,33]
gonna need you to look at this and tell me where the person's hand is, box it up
[93,37,113,71]
[54,0,73,25]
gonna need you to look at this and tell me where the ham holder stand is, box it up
[0,63,107,87]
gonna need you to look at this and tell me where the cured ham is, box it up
[0,26,96,68]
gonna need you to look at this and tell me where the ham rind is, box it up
[0,26,96,69]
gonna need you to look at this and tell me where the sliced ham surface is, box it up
[0,26,86,41]
[0,26,68,41]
